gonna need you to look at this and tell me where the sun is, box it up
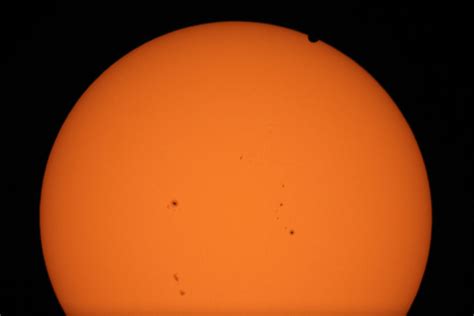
[40,21,431,315]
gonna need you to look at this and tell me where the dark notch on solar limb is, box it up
[307,34,319,43]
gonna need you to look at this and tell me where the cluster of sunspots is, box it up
[166,154,297,296]
[172,273,186,296]
[166,154,296,233]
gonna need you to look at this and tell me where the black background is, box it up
[1,1,471,315]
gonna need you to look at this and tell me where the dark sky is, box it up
[1,2,471,315]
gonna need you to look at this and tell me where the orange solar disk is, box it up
[40,21,431,315]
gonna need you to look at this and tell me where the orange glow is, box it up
[40,21,431,315]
